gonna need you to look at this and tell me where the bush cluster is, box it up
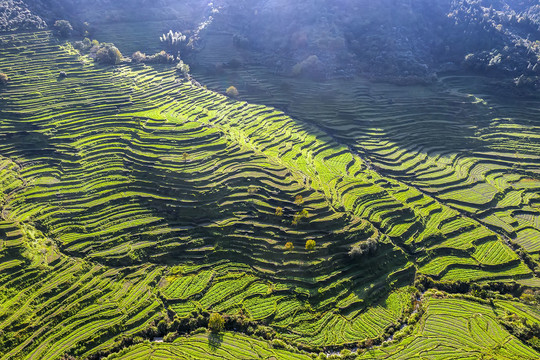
[72,37,92,51]
[73,38,123,65]
[415,274,528,300]
[133,310,277,344]
[131,50,175,64]
[348,237,378,258]
[94,43,123,65]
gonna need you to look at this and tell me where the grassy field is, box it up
[0,30,539,359]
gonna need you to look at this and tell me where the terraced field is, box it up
[190,30,540,282]
[0,30,539,359]
[359,295,540,359]
[107,332,312,360]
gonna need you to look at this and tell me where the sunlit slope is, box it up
[0,31,538,359]
[0,32,413,352]
[0,221,164,360]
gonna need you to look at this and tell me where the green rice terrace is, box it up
[0,28,539,360]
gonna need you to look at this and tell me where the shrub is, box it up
[146,51,174,64]
[284,242,294,251]
[305,239,316,251]
[131,51,176,65]
[176,60,190,77]
[73,37,91,51]
[226,86,239,97]
[291,55,325,79]
[208,313,224,333]
[53,20,73,38]
[193,327,207,334]
[271,338,286,348]
[298,209,309,218]
[132,51,147,63]
[292,209,309,225]
[163,332,176,342]
[349,237,378,258]
[95,43,123,65]
[0,72,8,86]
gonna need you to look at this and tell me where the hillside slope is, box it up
[0,29,539,359]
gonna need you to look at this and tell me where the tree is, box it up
[95,43,123,65]
[160,30,187,53]
[208,313,224,333]
[182,152,189,162]
[53,20,73,38]
[275,207,283,216]
[305,239,316,251]
[294,195,304,205]
[226,86,239,97]
[247,185,258,195]
[292,209,309,226]
[157,319,168,335]
[285,242,294,251]
[0,73,8,86]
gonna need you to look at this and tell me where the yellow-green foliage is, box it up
[208,313,224,333]
[0,72,8,85]
[226,86,239,97]
[95,43,123,64]
[305,239,316,251]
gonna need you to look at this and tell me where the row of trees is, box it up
[283,239,316,251]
